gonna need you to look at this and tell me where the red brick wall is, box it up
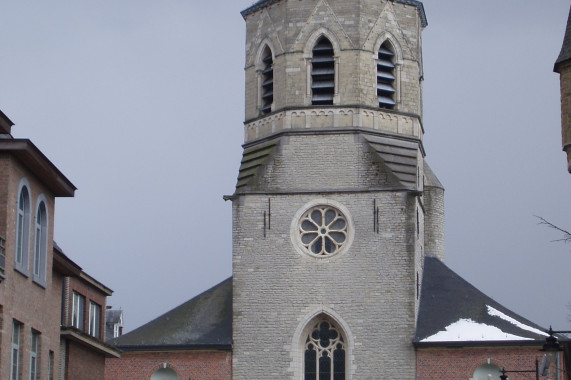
[105,350,232,380]
[64,276,107,340]
[0,157,61,380]
[416,345,563,379]
[66,340,106,380]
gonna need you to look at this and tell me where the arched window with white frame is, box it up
[15,183,31,273]
[33,199,48,285]
[304,316,346,380]
[311,37,335,105]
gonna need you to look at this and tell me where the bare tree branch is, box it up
[535,215,571,244]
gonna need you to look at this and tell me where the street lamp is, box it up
[498,327,570,379]
[541,326,571,353]
[499,359,539,380]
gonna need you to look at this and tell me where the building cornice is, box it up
[61,327,121,358]
[0,139,76,197]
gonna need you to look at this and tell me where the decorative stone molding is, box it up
[244,107,422,142]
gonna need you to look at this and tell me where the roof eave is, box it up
[53,245,82,277]
[0,139,76,197]
[80,271,113,296]
[115,343,232,352]
[61,327,121,358]
[413,340,544,349]
[554,57,571,73]
[0,110,14,135]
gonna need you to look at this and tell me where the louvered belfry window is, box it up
[377,41,396,109]
[261,47,273,114]
[311,37,335,105]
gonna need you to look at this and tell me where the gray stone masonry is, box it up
[232,1,443,379]
[232,192,419,379]
[243,0,424,142]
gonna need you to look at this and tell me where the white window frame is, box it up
[11,321,22,380]
[72,292,85,330]
[15,182,31,275]
[32,198,48,286]
[30,330,39,380]
[89,302,101,338]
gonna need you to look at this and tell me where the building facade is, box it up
[233,0,429,378]
[106,1,566,379]
[0,110,119,380]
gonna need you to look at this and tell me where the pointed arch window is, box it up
[15,185,30,273]
[377,41,396,109]
[260,46,274,114]
[311,37,335,105]
[304,319,346,380]
[33,201,47,285]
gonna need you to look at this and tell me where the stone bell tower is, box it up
[231,0,443,379]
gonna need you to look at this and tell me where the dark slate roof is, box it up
[241,0,428,27]
[364,134,420,189]
[106,310,122,324]
[235,140,279,192]
[555,5,571,73]
[415,256,548,346]
[109,277,232,351]
[423,161,444,189]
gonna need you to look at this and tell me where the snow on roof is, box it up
[486,305,548,337]
[414,256,548,344]
[420,318,534,342]
[420,304,548,342]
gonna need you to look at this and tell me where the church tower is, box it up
[231,0,443,378]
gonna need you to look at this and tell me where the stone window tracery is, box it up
[304,319,346,380]
[299,205,347,256]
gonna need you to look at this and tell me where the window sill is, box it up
[14,266,29,278]
[32,276,46,289]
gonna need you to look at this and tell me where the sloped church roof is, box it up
[109,278,232,351]
[110,259,547,351]
[415,256,547,345]
[554,5,571,72]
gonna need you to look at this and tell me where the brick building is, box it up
[0,109,119,380]
[106,1,567,379]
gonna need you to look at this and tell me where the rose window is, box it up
[299,206,347,256]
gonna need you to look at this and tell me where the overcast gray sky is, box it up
[0,0,569,333]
